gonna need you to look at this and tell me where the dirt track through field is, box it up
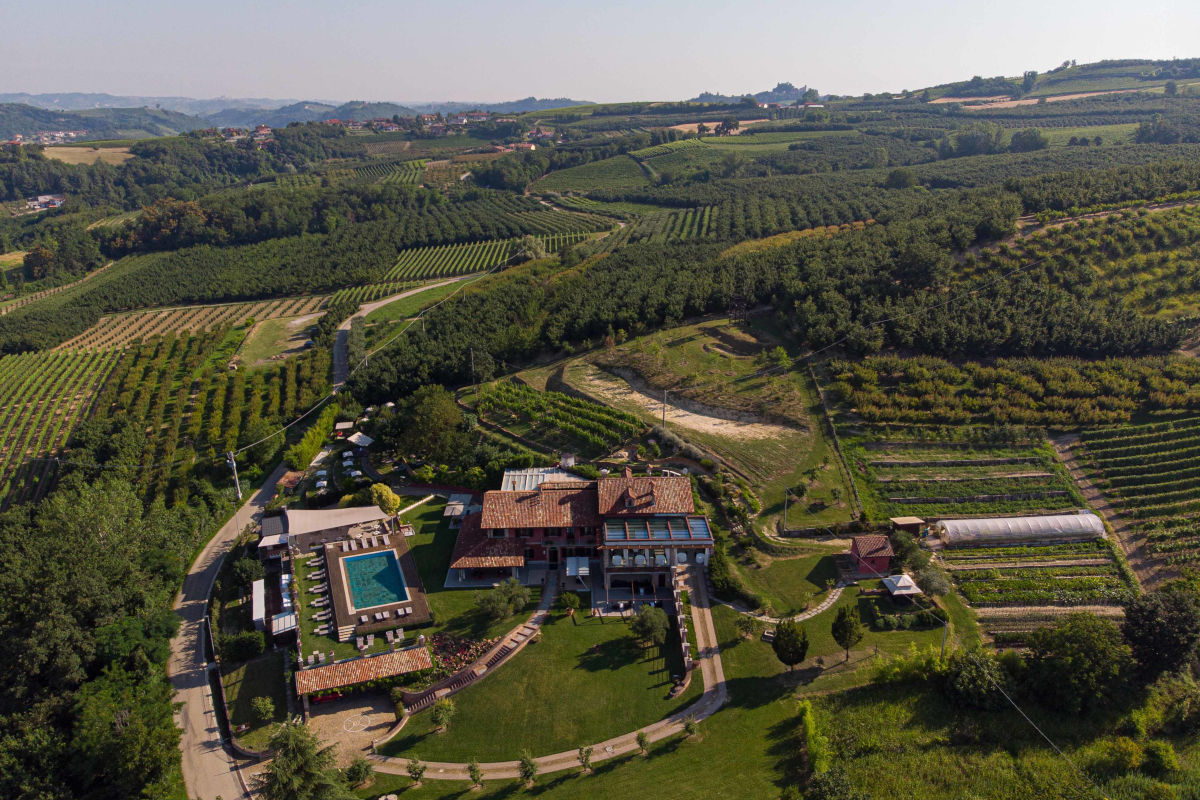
[575,364,793,441]
[1051,433,1163,590]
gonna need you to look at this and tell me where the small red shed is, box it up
[850,534,894,576]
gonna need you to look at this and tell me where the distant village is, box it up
[4,129,90,146]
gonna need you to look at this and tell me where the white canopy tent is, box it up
[882,574,923,597]
[936,511,1104,547]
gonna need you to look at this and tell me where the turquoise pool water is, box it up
[343,551,408,609]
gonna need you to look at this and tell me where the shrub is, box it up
[475,577,530,621]
[343,754,373,787]
[1143,740,1180,777]
[250,696,275,723]
[631,606,669,646]
[942,650,1009,710]
[1088,737,1144,779]
[220,630,264,663]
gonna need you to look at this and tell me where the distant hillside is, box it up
[0,103,206,139]
[0,92,300,116]
[204,100,418,128]
[922,58,1200,100]
[688,82,817,105]
[408,97,593,115]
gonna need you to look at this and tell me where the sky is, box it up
[4,0,1199,104]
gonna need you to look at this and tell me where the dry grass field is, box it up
[42,146,134,165]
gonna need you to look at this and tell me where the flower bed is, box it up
[429,633,498,677]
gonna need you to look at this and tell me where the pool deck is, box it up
[324,529,431,642]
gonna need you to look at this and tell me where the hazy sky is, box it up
[5,0,1198,103]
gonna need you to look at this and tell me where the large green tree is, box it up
[831,605,865,662]
[1026,612,1132,714]
[771,619,809,670]
[1122,587,1200,677]
[252,722,354,800]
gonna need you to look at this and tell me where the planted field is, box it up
[326,281,417,306]
[969,205,1200,318]
[353,159,427,184]
[273,174,321,190]
[623,207,714,243]
[474,379,645,456]
[383,233,591,281]
[531,155,651,193]
[825,354,1200,426]
[549,195,673,217]
[57,295,327,351]
[1080,416,1200,565]
[941,536,1131,641]
[42,146,133,165]
[629,138,709,159]
[87,330,332,504]
[0,349,122,507]
[844,436,1082,519]
[86,209,142,229]
[0,261,116,317]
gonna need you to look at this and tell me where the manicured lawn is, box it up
[239,316,311,366]
[729,551,839,616]
[358,601,944,800]
[379,611,701,761]
[221,650,289,750]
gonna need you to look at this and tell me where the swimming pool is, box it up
[343,551,409,610]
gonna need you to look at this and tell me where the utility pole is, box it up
[226,451,242,501]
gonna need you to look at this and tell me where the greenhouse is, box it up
[935,511,1105,547]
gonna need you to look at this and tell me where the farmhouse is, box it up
[449,467,713,603]
[935,511,1105,547]
[850,534,894,576]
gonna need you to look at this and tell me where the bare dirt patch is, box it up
[575,363,793,441]
[43,146,133,165]
[305,692,398,764]
[963,89,1141,110]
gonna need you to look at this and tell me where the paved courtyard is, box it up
[306,692,398,764]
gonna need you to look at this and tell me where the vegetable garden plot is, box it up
[844,435,1081,519]
[474,379,645,457]
[1081,416,1200,563]
[0,349,122,507]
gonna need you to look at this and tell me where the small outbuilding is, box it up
[850,535,894,576]
[889,516,925,535]
[882,573,923,598]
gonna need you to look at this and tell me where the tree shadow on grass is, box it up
[526,770,578,795]
[590,750,638,777]
[575,636,640,672]
[766,714,806,792]
[379,726,434,758]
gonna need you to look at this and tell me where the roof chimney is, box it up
[623,466,633,479]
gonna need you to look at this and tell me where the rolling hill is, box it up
[0,103,206,139]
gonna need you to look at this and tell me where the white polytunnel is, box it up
[935,511,1105,547]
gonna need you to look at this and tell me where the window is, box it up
[489,528,506,539]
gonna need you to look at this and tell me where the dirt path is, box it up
[367,566,727,781]
[575,363,793,441]
[714,585,845,624]
[1050,433,1161,590]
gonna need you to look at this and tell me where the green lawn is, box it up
[358,602,956,799]
[532,155,651,193]
[363,281,469,348]
[239,316,312,366]
[221,650,289,750]
[728,551,839,617]
[379,611,702,761]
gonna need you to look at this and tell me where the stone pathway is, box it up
[713,584,845,625]
[367,567,727,781]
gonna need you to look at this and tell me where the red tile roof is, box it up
[479,486,600,529]
[851,535,894,559]
[294,646,433,696]
[449,513,526,569]
[596,475,693,517]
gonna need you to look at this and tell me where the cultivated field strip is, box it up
[383,233,591,282]
[939,539,1133,643]
[0,261,116,316]
[0,349,122,507]
[57,296,327,351]
[353,159,427,184]
[327,281,419,306]
[629,138,710,160]
[846,437,1080,518]
[1081,416,1200,564]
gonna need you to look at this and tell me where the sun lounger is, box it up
[366,634,375,646]
[356,636,365,649]
[312,597,329,607]
[385,630,394,643]
[318,652,326,663]
[360,614,368,624]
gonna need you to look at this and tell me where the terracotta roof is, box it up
[596,475,693,517]
[479,486,600,529]
[852,535,894,559]
[449,513,526,569]
[294,646,433,696]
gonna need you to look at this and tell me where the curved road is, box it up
[332,277,470,387]
[169,463,287,800]
[368,566,728,781]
